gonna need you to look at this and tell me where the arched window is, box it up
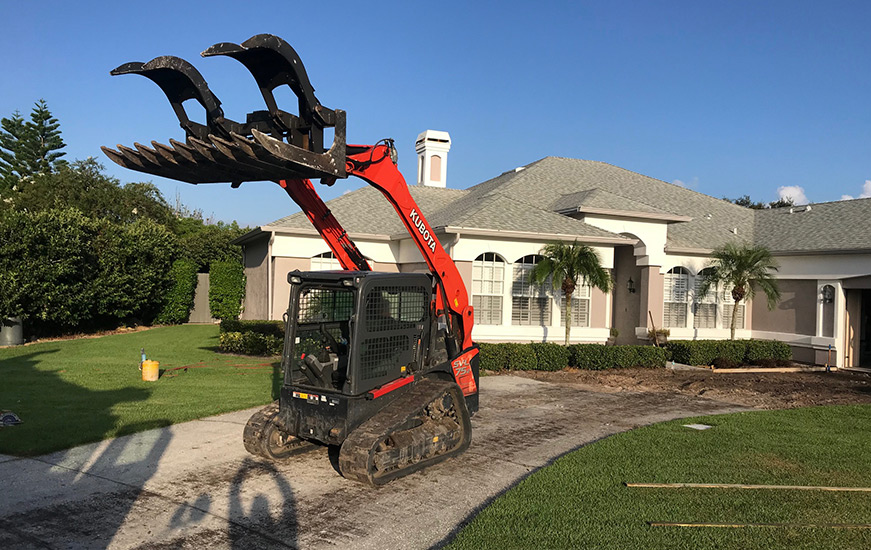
[472,253,505,325]
[311,251,341,271]
[512,255,550,326]
[664,267,689,328]
[693,268,717,329]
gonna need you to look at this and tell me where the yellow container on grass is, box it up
[141,360,160,382]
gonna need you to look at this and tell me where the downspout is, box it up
[267,230,275,320]
[445,231,461,260]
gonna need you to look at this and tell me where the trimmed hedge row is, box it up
[219,331,283,356]
[209,261,246,321]
[570,344,667,370]
[155,259,198,325]
[219,319,284,337]
[666,339,792,366]
[478,342,666,371]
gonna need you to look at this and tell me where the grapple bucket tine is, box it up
[209,134,290,176]
[101,146,137,170]
[186,135,277,182]
[187,137,218,161]
[152,141,184,165]
[116,144,148,169]
[166,139,197,163]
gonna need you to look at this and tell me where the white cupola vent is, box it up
[415,130,451,188]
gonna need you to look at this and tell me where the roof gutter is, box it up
[441,226,636,246]
[569,207,692,223]
[262,225,393,242]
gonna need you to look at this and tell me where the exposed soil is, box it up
[508,367,871,410]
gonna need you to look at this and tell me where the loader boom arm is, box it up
[344,144,474,351]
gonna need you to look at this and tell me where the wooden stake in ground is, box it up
[649,521,871,529]
[627,482,871,492]
[648,310,659,347]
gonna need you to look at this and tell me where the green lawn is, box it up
[0,325,279,456]
[448,405,871,550]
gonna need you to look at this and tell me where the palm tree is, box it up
[698,242,781,340]
[530,241,612,345]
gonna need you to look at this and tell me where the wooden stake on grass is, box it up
[649,521,871,529]
[627,482,871,492]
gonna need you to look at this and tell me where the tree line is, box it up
[0,101,247,337]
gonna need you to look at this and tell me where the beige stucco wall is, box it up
[271,257,311,320]
[640,265,664,333]
[241,236,270,320]
[590,286,609,329]
[612,246,642,344]
[751,279,817,336]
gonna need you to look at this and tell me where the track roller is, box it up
[243,401,315,460]
[338,378,471,486]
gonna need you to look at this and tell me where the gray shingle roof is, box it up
[265,156,865,255]
[753,198,871,253]
[456,157,755,250]
[550,187,680,217]
[268,186,468,236]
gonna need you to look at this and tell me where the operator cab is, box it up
[283,270,437,398]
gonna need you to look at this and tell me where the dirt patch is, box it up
[506,367,871,409]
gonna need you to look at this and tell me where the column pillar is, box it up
[637,265,664,340]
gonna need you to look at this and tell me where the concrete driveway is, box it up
[0,375,747,549]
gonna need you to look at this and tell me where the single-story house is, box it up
[234,131,871,368]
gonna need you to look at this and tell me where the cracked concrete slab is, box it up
[0,375,748,549]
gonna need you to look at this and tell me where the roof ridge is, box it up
[762,195,871,209]
[540,156,751,214]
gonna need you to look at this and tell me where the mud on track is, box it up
[0,376,747,549]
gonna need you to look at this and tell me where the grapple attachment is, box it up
[102,34,346,185]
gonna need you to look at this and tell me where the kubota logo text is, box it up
[409,208,437,252]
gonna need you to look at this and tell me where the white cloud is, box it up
[838,180,871,201]
[777,185,809,205]
[672,177,699,189]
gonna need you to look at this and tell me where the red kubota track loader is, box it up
[103,35,479,485]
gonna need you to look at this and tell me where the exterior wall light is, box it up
[627,278,636,294]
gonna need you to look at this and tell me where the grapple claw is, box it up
[105,35,348,184]
[111,56,232,140]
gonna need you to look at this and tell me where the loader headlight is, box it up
[289,276,302,284]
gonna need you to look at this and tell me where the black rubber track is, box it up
[243,401,316,460]
[338,378,472,486]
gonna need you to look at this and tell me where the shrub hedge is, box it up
[156,259,198,325]
[0,208,176,335]
[209,261,246,321]
[666,339,792,366]
[219,331,283,356]
[219,319,284,337]
[570,344,667,370]
[478,342,666,371]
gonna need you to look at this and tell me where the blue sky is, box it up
[2,1,870,226]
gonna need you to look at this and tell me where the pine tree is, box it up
[0,112,28,189]
[26,99,67,174]
[0,99,67,191]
